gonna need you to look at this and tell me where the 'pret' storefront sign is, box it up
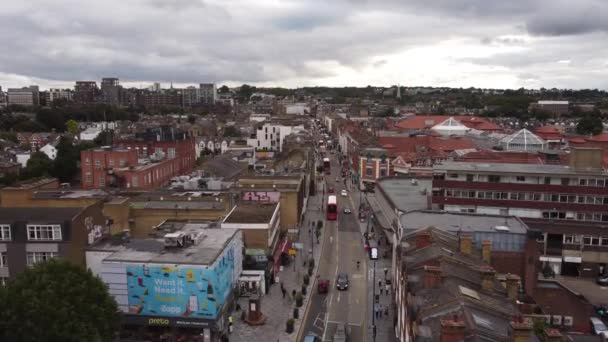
[124,314,215,329]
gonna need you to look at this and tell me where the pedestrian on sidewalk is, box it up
[292,289,296,299]
[375,306,379,319]
[280,283,286,298]
[379,304,383,318]
[385,283,390,296]
[384,268,388,278]
[378,279,383,290]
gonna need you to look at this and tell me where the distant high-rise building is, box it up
[152,82,161,92]
[101,78,121,106]
[74,81,99,104]
[7,85,39,106]
[46,88,73,104]
[200,83,217,105]
[182,86,200,107]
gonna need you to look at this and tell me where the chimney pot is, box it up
[423,265,443,289]
[510,317,533,342]
[505,274,520,301]
[481,240,492,264]
[479,266,496,292]
[416,231,432,249]
[460,233,473,256]
[440,315,466,342]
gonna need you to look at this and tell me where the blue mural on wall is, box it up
[126,245,235,319]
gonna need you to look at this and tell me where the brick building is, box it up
[80,130,196,190]
[432,148,608,277]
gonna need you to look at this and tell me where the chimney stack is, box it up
[440,314,466,342]
[505,274,520,301]
[543,328,562,342]
[423,265,443,289]
[481,240,492,264]
[510,317,533,342]
[460,233,472,256]
[479,266,496,292]
[416,231,432,249]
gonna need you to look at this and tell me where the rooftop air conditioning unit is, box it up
[164,233,186,248]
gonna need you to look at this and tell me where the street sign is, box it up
[288,248,297,255]
[293,242,304,250]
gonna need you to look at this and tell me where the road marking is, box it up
[352,274,363,279]
[337,292,341,303]
[326,320,362,327]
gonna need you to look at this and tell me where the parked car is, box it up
[336,273,349,291]
[590,317,608,335]
[341,189,348,197]
[597,274,608,286]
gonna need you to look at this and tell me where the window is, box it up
[588,179,597,187]
[0,252,6,267]
[132,176,138,187]
[583,236,600,246]
[26,252,57,266]
[0,225,10,241]
[601,238,608,247]
[466,174,474,182]
[366,168,373,176]
[449,173,459,179]
[85,172,92,183]
[488,175,501,183]
[99,176,105,187]
[119,159,126,167]
[598,179,605,187]
[380,169,387,177]
[95,159,101,167]
[516,176,525,182]
[27,225,62,241]
[108,159,114,167]
[168,148,176,158]
[561,178,570,186]
[544,177,551,185]
[85,158,90,165]
[564,235,581,244]
[579,178,587,186]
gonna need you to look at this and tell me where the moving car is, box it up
[597,274,608,286]
[343,207,352,214]
[341,189,348,197]
[328,186,335,194]
[336,273,349,291]
[304,335,321,342]
[317,279,329,294]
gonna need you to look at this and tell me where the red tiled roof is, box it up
[535,125,560,134]
[394,115,500,131]
[379,135,475,154]
[568,137,586,144]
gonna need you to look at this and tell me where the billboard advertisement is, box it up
[126,243,236,320]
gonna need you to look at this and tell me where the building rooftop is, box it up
[98,228,239,265]
[376,177,432,212]
[129,200,224,210]
[400,211,528,235]
[434,161,607,175]
[223,202,278,224]
[0,207,84,222]
[33,189,108,199]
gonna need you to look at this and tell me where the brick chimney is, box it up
[460,233,472,256]
[423,265,442,289]
[510,317,533,342]
[479,266,496,292]
[416,231,432,249]
[543,328,562,342]
[481,240,492,264]
[505,274,520,301]
[440,314,466,342]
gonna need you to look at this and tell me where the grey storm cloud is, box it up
[0,0,606,88]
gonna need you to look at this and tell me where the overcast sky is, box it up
[1,0,607,90]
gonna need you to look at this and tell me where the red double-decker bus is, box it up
[327,195,338,220]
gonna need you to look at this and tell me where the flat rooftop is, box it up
[129,201,224,210]
[33,189,107,199]
[223,202,278,224]
[0,207,83,222]
[376,177,432,212]
[400,210,528,234]
[434,161,607,176]
[97,228,239,265]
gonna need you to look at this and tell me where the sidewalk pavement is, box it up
[230,185,326,342]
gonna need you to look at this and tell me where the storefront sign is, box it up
[123,314,215,329]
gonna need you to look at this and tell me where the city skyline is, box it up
[0,0,607,90]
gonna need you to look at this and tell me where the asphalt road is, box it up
[301,150,368,342]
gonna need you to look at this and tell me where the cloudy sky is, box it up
[1,0,607,90]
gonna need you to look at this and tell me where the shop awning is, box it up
[539,256,562,263]
[563,256,582,263]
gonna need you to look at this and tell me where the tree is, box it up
[66,119,79,135]
[0,132,18,143]
[0,259,119,342]
[51,136,78,182]
[576,115,603,136]
[218,85,230,94]
[94,130,113,146]
[23,152,52,179]
[223,126,241,137]
[237,84,256,101]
